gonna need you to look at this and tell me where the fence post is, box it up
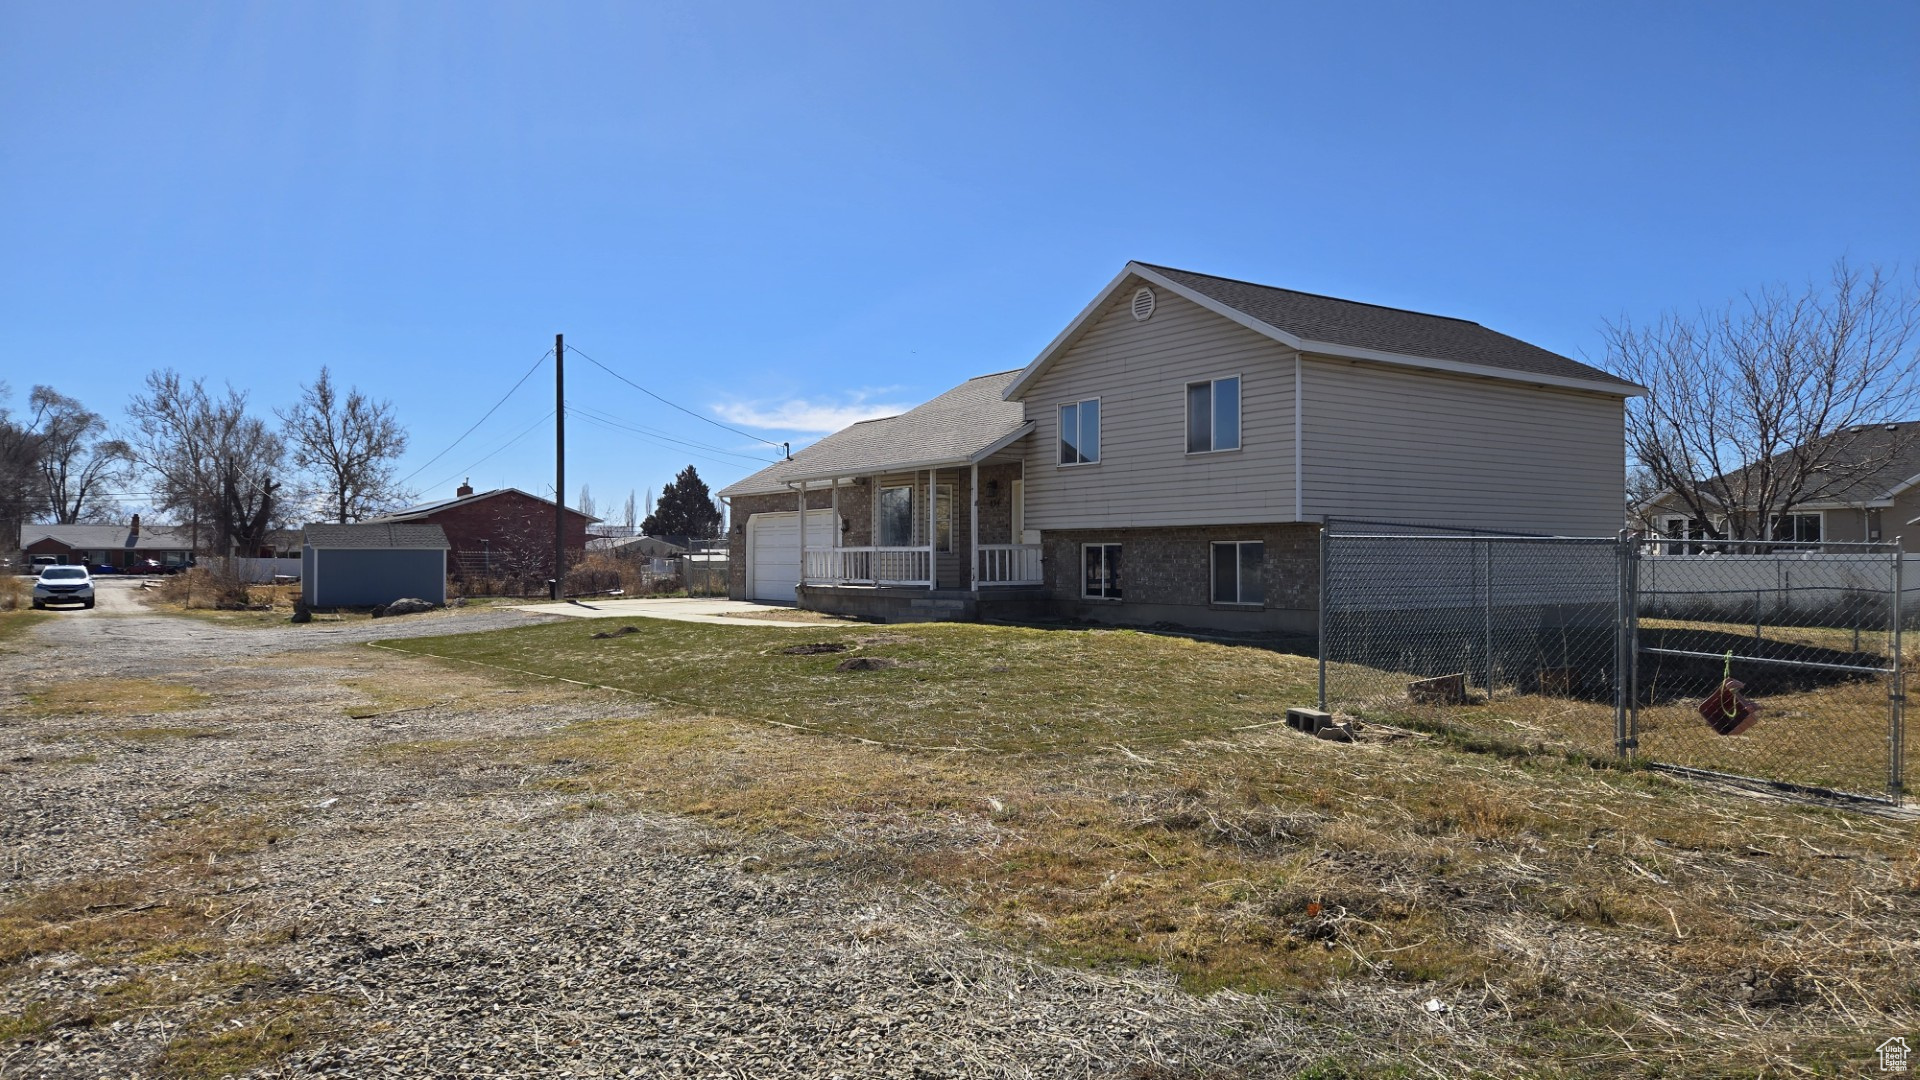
[1891,541,1906,800]
[1616,532,1637,758]
[1317,522,1328,711]
[1482,539,1494,699]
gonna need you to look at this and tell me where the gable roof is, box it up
[19,522,196,551]
[369,487,600,524]
[1004,262,1643,400]
[717,371,1031,498]
[1700,421,1920,510]
[303,523,451,550]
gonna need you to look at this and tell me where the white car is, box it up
[32,566,95,610]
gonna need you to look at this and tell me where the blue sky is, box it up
[4,1,1916,522]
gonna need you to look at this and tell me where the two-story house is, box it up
[718,262,1641,631]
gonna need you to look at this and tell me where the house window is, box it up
[1082,543,1122,600]
[878,485,914,547]
[1769,513,1821,548]
[1186,376,1241,453]
[1211,541,1264,605]
[1059,399,1101,465]
[1658,516,1715,555]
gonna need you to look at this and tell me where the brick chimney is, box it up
[457,479,474,498]
[129,514,140,536]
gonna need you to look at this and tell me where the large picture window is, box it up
[1769,513,1821,548]
[1211,541,1263,605]
[1186,376,1240,454]
[1082,543,1122,600]
[1059,399,1101,465]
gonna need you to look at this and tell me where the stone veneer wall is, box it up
[1040,523,1321,633]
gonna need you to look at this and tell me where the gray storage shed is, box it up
[301,523,450,608]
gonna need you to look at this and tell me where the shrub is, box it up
[0,575,29,611]
[157,565,255,610]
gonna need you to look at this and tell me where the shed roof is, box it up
[717,371,1029,498]
[303,523,451,550]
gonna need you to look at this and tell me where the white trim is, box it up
[1886,472,1920,499]
[1057,396,1102,467]
[969,462,979,595]
[1002,262,1643,402]
[1183,373,1243,455]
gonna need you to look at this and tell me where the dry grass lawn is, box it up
[379,618,1920,1077]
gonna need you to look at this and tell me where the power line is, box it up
[563,399,779,464]
[564,343,789,454]
[568,410,777,473]
[396,348,552,487]
[419,409,557,497]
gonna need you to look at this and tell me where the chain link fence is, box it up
[1319,521,1909,803]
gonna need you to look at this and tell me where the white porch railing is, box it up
[975,544,1043,586]
[804,546,933,587]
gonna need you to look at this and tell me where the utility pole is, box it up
[553,333,566,601]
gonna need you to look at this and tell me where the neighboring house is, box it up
[364,481,597,579]
[719,261,1641,631]
[586,534,689,559]
[1640,421,1920,554]
[16,516,196,570]
[301,523,450,607]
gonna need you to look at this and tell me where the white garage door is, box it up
[749,510,840,603]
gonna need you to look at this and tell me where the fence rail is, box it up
[1320,524,1908,803]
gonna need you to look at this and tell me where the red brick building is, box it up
[365,483,596,580]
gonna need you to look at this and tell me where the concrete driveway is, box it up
[509,596,827,626]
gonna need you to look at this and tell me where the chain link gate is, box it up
[1318,521,1909,803]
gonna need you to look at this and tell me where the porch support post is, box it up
[798,478,807,587]
[927,467,937,591]
[830,478,840,581]
[969,461,980,596]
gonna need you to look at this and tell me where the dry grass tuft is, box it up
[24,678,210,717]
[0,574,30,611]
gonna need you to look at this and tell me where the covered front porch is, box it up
[788,452,1041,598]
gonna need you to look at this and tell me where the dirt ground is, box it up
[0,581,1294,1078]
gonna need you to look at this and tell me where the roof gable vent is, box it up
[1130,286,1156,322]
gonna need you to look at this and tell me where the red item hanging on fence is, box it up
[1699,651,1760,736]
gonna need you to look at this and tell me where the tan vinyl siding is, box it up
[1298,357,1625,534]
[1019,287,1298,530]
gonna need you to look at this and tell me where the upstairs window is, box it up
[1186,376,1240,453]
[1059,399,1101,465]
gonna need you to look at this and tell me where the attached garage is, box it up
[746,509,840,603]
[302,523,450,608]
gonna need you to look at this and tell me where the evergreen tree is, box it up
[640,465,722,539]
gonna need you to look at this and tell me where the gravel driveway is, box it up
[1,584,1288,1078]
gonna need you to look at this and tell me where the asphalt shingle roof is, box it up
[718,371,1027,498]
[18,523,195,550]
[303,523,451,550]
[1138,263,1637,389]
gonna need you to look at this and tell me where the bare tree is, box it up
[278,367,410,524]
[576,484,596,520]
[0,383,46,552]
[1603,260,1920,540]
[622,489,637,531]
[126,371,287,553]
[29,387,131,524]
